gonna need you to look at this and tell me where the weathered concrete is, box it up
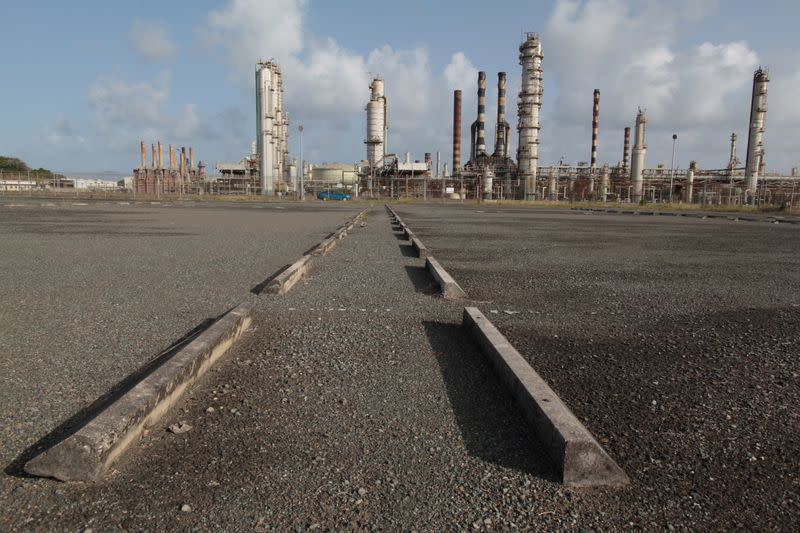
[462,307,629,487]
[265,255,313,294]
[24,302,253,482]
[411,235,429,258]
[426,256,467,300]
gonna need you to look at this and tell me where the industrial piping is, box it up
[453,90,462,176]
[745,67,769,202]
[630,108,647,203]
[493,72,509,158]
[517,33,543,199]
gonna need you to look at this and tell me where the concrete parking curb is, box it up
[426,256,466,299]
[25,302,254,482]
[410,235,429,257]
[265,254,313,294]
[462,307,629,487]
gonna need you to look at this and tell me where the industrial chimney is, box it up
[453,90,462,176]
[470,72,487,161]
[622,127,631,175]
[727,133,738,170]
[744,67,768,202]
[591,89,600,171]
[630,108,647,203]
[517,32,543,200]
[493,72,509,158]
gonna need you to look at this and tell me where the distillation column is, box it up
[256,62,275,195]
[365,78,386,169]
[744,68,768,202]
[517,33,543,200]
[630,108,647,203]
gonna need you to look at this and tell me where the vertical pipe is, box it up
[631,108,647,203]
[140,141,146,169]
[591,89,600,170]
[189,147,194,173]
[151,144,157,170]
[623,127,631,175]
[745,67,769,202]
[685,160,696,203]
[435,151,440,178]
[169,144,175,171]
[494,72,507,156]
[158,142,163,170]
[728,133,737,170]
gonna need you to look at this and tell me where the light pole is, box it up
[298,124,304,201]
[669,133,677,203]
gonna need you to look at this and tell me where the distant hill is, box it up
[0,156,61,177]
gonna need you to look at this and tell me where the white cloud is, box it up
[87,72,214,152]
[44,117,86,149]
[130,19,177,62]
[539,0,783,169]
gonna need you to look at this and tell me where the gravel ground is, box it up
[0,200,358,483]
[396,203,800,531]
[2,203,797,530]
[0,208,602,532]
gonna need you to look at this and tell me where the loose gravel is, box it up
[396,203,800,531]
[0,200,358,484]
[3,202,797,531]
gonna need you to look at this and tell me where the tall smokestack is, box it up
[517,32,543,199]
[591,89,600,171]
[630,108,647,203]
[181,147,186,178]
[435,151,440,178]
[745,67,769,201]
[140,141,146,169]
[158,141,163,170]
[169,144,175,171]
[494,72,508,157]
[470,71,487,161]
[151,144,157,170]
[622,127,631,175]
[453,90,462,175]
[189,147,194,172]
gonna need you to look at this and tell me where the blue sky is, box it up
[1,0,798,175]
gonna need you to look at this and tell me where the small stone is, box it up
[168,421,193,434]
[180,504,192,513]
[206,407,216,414]
[358,487,367,496]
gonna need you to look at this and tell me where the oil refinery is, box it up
[125,32,798,208]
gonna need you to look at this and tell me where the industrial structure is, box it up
[132,141,205,194]
[517,32,544,199]
[256,60,292,195]
[744,67,769,203]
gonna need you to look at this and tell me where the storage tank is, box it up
[311,163,358,185]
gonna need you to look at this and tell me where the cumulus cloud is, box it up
[198,0,484,165]
[541,0,776,169]
[130,19,177,62]
[44,117,86,149]
[87,71,213,153]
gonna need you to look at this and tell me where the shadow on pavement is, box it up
[403,265,438,295]
[398,243,416,257]
[5,313,226,478]
[423,321,557,481]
